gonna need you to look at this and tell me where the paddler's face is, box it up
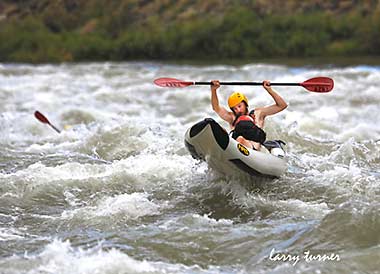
[232,102,248,116]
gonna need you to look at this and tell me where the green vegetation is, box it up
[0,0,380,63]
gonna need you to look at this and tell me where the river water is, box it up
[0,62,379,274]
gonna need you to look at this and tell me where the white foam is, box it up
[0,228,25,241]
[336,123,380,142]
[158,214,234,231]
[304,157,379,200]
[94,192,162,218]
[28,240,157,274]
[310,106,339,121]
[63,189,82,207]
[61,192,164,221]
[188,214,234,226]
[0,162,109,182]
[277,199,331,219]
[213,176,332,219]
[2,239,227,274]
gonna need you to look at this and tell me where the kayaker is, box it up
[210,80,288,150]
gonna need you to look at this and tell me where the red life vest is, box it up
[232,109,256,127]
[235,115,255,125]
[231,111,266,144]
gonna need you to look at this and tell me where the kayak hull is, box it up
[185,118,287,178]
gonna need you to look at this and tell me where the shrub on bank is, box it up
[0,8,379,63]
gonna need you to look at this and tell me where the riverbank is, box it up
[1,1,380,63]
[162,56,380,68]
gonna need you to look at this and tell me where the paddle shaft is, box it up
[154,77,334,92]
[49,124,61,134]
[194,81,301,86]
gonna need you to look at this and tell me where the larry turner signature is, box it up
[268,248,341,266]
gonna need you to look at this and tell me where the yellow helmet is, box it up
[228,92,248,108]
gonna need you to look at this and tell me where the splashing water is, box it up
[1,62,380,273]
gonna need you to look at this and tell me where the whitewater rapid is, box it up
[0,62,379,274]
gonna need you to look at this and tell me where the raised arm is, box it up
[258,80,288,118]
[211,80,234,124]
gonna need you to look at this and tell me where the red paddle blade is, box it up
[301,77,334,93]
[34,111,61,133]
[34,111,50,124]
[154,78,194,88]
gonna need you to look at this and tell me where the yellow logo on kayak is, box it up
[237,143,250,156]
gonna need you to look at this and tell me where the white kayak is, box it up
[185,118,287,178]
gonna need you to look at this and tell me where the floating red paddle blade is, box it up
[34,110,50,124]
[34,110,61,133]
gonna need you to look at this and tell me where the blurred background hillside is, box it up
[1,0,380,63]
